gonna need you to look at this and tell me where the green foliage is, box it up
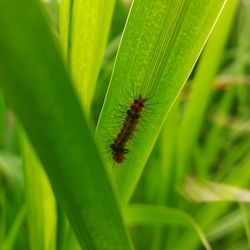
[60,0,115,113]
[177,0,239,182]
[0,0,131,249]
[0,0,250,249]
[21,132,56,250]
[96,0,227,204]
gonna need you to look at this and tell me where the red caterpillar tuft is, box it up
[111,96,146,163]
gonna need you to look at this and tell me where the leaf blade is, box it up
[96,0,227,204]
[61,0,115,113]
[21,132,57,250]
[0,0,132,249]
[177,0,239,183]
[126,204,211,250]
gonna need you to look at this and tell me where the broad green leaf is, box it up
[21,132,57,250]
[96,0,227,204]
[60,0,115,113]
[177,0,239,183]
[126,204,211,250]
[0,0,132,249]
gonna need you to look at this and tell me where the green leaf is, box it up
[60,0,115,113]
[175,155,250,250]
[21,131,57,250]
[0,89,6,144]
[240,203,250,249]
[157,100,180,206]
[207,209,250,242]
[177,0,239,183]
[201,89,235,177]
[126,204,211,250]
[96,0,227,204]
[59,0,71,57]
[2,205,26,250]
[0,0,132,249]
[0,152,22,189]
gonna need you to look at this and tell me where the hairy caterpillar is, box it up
[111,96,146,163]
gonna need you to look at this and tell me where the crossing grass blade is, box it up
[175,154,250,250]
[0,0,132,249]
[126,204,211,250]
[96,0,227,204]
[206,209,250,242]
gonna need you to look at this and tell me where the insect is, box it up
[111,96,146,163]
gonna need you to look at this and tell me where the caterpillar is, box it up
[111,96,146,163]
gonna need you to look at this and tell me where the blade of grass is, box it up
[232,1,250,113]
[215,137,250,182]
[56,207,81,250]
[61,227,81,250]
[175,154,250,250]
[21,131,57,250]
[227,241,250,250]
[1,205,26,250]
[60,0,115,113]
[126,204,211,250]
[0,89,6,146]
[1,112,19,154]
[207,208,250,242]
[96,0,227,204]
[0,185,6,246]
[157,100,180,206]
[177,0,239,184]
[0,152,22,189]
[239,203,250,248]
[59,0,72,59]
[45,0,60,30]
[132,101,180,250]
[108,0,128,41]
[200,88,235,177]
[182,177,250,202]
[0,0,132,249]
[56,207,70,250]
